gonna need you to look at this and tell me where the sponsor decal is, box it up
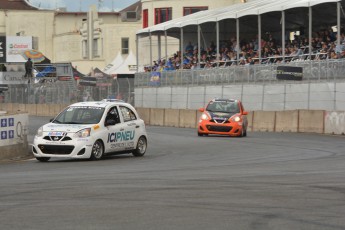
[77,138,89,142]
[9,118,14,126]
[1,131,7,140]
[107,130,135,143]
[110,141,134,149]
[9,130,14,139]
[48,132,65,136]
[1,118,7,127]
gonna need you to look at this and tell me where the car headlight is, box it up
[231,116,241,122]
[36,126,43,137]
[200,113,210,120]
[74,128,91,138]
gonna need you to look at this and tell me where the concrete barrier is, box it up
[1,103,13,113]
[12,103,26,113]
[164,109,180,127]
[246,111,254,132]
[50,104,61,117]
[179,109,197,128]
[252,111,276,132]
[26,104,37,115]
[37,104,50,116]
[298,110,324,133]
[324,111,345,135]
[0,112,30,161]
[136,108,150,125]
[149,108,164,126]
[275,110,299,132]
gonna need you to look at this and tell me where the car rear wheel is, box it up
[90,140,104,160]
[36,157,50,162]
[132,136,147,157]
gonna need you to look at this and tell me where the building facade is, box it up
[0,0,243,73]
[0,0,142,74]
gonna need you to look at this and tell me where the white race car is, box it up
[32,100,148,162]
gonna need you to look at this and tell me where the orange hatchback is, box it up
[198,98,248,137]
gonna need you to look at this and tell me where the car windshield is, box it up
[206,101,240,113]
[52,106,105,124]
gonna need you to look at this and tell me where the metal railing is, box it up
[135,59,345,87]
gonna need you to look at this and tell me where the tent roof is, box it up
[103,52,124,75]
[108,51,136,75]
[137,0,342,35]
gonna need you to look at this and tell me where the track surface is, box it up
[1,116,345,230]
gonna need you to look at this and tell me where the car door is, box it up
[103,106,127,153]
[118,105,138,151]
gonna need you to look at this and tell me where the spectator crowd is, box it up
[145,28,345,72]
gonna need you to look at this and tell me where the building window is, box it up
[122,38,129,54]
[183,7,208,16]
[93,39,99,57]
[82,40,88,59]
[154,8,172,25]
[143,9,148,28]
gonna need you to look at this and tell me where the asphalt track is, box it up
[0,116,344,230]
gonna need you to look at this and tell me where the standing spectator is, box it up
[25,58,33,78]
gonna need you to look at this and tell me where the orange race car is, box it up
[198,98,248,137]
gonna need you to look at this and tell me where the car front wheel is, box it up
[132,136,147,157]
[90,140,104,160]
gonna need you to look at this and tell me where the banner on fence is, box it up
[0,72,27,84]
[79,76,97,86]
[149,72,161,86]
[276,66,303,80]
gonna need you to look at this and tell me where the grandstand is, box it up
[134,0,345,112]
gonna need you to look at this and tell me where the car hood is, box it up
[209,111,237,120]
[42,123,93,133]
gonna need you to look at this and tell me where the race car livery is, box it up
[198,98,248,137]
[32,100,147,162]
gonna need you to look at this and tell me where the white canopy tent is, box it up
[136,0,344,69]
[103,52,124,75]
[108,51,137,75]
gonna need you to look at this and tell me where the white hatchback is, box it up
[32,100,148,162]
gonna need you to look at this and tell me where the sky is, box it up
[28,0,139,12]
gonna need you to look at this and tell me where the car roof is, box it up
[69,100,131,108]
[211,98,238,103]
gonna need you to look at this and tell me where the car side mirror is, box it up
[50,118,54,122]
[242,111,248,115]
[199,108,205,112]
[105,119,117,126]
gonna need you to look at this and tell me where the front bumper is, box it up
[198,120,244,136]
[32,134,94,159]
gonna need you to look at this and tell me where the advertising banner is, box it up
[276,66,303,80]
[6,36,32,63]
[79,76,97,86]
[0,72,27,84]
[149,72,161,86]
[0,113,28,147]
[0,36,6,63]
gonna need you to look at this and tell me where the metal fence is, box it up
[135,59,345,87]
[1,77,134,105]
